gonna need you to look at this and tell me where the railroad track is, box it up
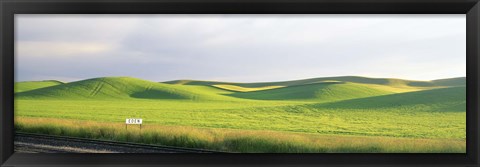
[15,132,225,153]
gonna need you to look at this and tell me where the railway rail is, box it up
[15,132,225,153]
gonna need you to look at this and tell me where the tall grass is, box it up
[15,117,465,153]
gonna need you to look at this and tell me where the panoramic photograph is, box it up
[14,14,466,153]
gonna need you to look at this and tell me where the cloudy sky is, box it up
[16,14,466,82]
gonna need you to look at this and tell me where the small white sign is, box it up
[126,118,143,125]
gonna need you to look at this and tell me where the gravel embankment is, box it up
[14,133,213,153]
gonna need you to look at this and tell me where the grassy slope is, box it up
[316,86,466,111]
[431,77,466,87]
[16,76,427,102]
[165,76,464,96]
[15,77,240,101]
[15,81,466,139]
[227,82,395,102]
[14,76,466,152]
[15,80,63,93]
[165,76,465,88]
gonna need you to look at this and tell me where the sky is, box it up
[15,14,466,83]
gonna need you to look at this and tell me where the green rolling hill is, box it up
[314,86,466,111]
[14,75,467,153]
[226,82,395,102]
[15,76,466,103]
[164,76,464,88]
[15,80,63,93]
[15,77,237,100]
[431,77,466,87]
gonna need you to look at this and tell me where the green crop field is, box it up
[14,76,466,153]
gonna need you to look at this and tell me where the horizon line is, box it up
[15,75,467,84]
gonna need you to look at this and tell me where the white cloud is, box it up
[16,41,113,58]
[15,14,466,82]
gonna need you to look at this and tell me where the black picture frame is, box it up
[1,0,479,166]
